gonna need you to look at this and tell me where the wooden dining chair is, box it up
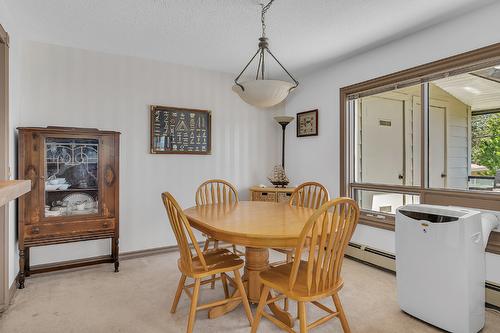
[289,182,330,210]
[196,179,243,288]
[195,179,239,206]
[252,197,360,333]
[272,182,329,310]
[162,192,253,333]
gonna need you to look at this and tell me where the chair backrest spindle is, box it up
[195,179,239,206]
[290,182,329,209]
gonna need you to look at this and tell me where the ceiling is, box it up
[2,0,497,77]
[434,67,500,111]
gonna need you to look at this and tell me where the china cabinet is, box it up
[17,126,120,288]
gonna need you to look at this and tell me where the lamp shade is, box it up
[274,116,294,124]
[232,79,296,108]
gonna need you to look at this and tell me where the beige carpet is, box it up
[1,251,499,333]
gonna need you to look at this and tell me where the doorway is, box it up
[360,96,405,185]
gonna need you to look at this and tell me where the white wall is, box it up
[284,1,500,283]
[13,41,281,269]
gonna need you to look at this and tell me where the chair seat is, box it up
[178,248,244,278]
[272,248,294,254]
[202,233,216,240]
[203,234,244,257]
[259,261,344,301]
[269,248,294,267]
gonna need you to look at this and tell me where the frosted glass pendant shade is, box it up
[232,80,296,108]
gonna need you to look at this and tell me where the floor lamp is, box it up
[274,116,294,168]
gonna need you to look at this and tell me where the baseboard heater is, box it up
[345,242,500,308]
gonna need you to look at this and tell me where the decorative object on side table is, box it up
[268,165,289,188]
[150,105,211,155]
[297,109,318,137]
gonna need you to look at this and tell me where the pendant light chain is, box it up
[233,0,298,94]
[260,0,275,38]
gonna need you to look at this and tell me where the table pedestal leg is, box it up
[244,247,269,303]
[208,247,294,328]
[244,247,294,328]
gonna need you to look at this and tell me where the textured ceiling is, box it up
[2,0,497,77]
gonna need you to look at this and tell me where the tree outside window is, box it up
[471,113,500,176]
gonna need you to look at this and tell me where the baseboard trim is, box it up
[7,278,16,306]
[345,242,396,272]
[22,241,205,279]
[120,241,207,260]
[345,242,500,308]
[119,244,183,261]
[486,282,500,307]
[0,279,17,313]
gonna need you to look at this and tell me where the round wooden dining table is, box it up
[184,200,315,327]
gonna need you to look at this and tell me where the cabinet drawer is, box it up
[252,191,277,202]
[277,192,292,203]
[25,219,115,239]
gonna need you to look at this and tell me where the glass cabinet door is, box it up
[44,137,99,217]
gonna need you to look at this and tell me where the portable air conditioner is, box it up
[395,204,499,333]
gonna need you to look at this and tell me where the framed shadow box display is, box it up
[297,109,318,137]
[150,105,211,154]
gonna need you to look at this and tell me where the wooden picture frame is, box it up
[150,105,211,155]
[296,109,318,137]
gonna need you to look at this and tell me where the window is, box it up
[340,44,500,253]
[350,84,424,216]
[353,189,419,215]
[431,70,500,192]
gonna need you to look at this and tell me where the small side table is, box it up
[249,186,295,203]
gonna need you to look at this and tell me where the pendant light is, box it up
[232,0,299,108]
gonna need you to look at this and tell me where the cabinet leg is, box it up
[24,247,31,277]
[112,237,119,272]
[18,248,26,289]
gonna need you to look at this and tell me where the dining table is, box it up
[183,200,316,328]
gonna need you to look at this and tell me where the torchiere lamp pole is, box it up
[274,116,294,168]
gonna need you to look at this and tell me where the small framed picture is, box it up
[297,109,318,137]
